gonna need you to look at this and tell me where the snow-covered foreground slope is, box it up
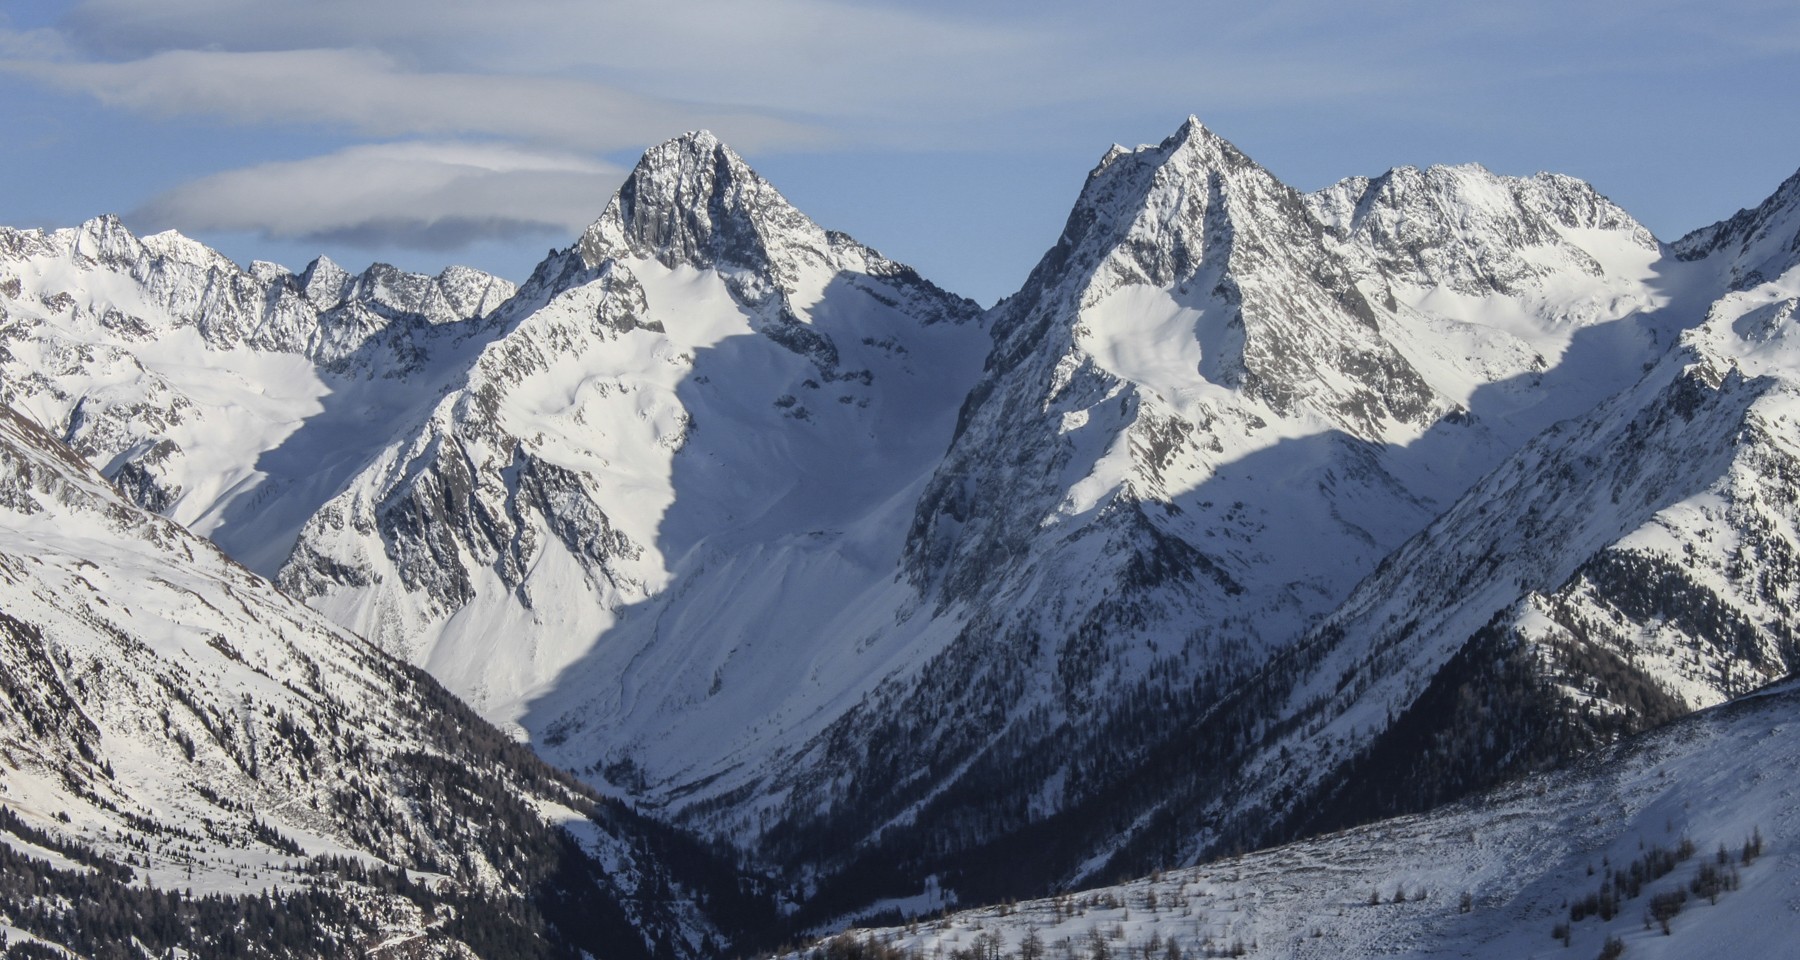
[0,404,765,958]
[0,218,513,574]
[794,677,1800,960]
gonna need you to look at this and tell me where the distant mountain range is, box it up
[1,117,1797,955]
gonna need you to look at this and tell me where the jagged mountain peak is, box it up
[1164,113,1256,168]
[577,129,817,277]
[297,253,354,305]
[246,258,292,283]
[138,227,241,272]
[1310,162,1651,235]
[1313,162,1606,236]
[1003,116,1312,334]
[986,115,1436,435]
[64,217,239,276]
[287,255,514,325]
[543,128,977,351]
[68,212,145,264]
[1092,116,1255,177]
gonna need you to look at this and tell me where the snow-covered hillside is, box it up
[0,404,761,958]
[1186,165,1800,859]
[791,676,1800,960]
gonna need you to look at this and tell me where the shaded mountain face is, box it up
[4,118,1800,938]
[0,405,769,958]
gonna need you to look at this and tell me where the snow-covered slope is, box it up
[264,122,1800,925]
[0,403,761,958]
[1312,162,1696,444]
[791,676,1800,960]
[1200,169,1800,853]
[1675,166,1800,290]
[0,217,513,573]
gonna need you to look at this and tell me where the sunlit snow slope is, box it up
[278,132,989,760]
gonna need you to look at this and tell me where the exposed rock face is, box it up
[1675,167,1800,289]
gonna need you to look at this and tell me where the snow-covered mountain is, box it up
[4,116,1800,941]
[276,130,987,741]
[789,675,1800,960]
[0,403,764,957]
[0,217,513,573]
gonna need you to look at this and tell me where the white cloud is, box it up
[11,0,1792,278]
[130,141,627,250]
[20,0,1800,154]
[55,0,1058,119]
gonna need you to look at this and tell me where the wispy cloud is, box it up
[11,48,822,153]
[11,0,1526,156]
[52,0,1060,121]
[130,142,625,251]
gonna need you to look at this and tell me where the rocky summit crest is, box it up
[578,129,813,275]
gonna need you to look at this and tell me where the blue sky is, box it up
[2,1,1797,306]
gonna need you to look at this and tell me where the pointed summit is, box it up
[1018,116,1304,316]
[70,213,144,265]
[1164,114,1256,169]
[577,129,813,275]
[298,254,354,307]
[994,116,1410,418]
